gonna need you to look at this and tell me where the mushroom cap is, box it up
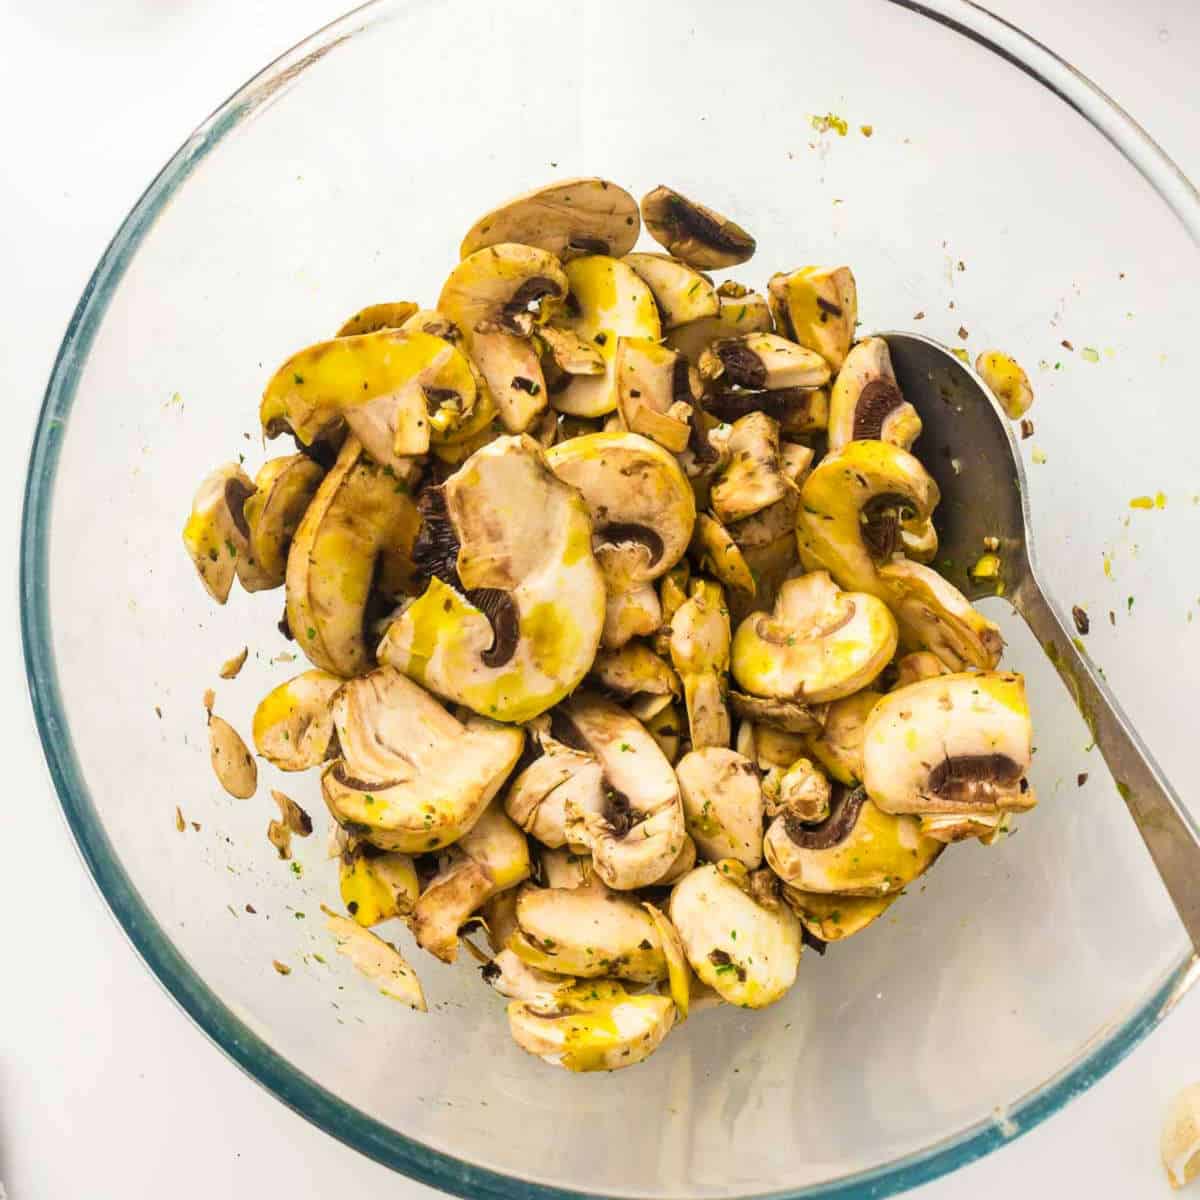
[975,349,1034,420]
[460,178,640,261]
[623,253,720,330]
[438,242,569,338]
[336,301,421,337]
[243,455,325,588]
[463,329,548,434]
[285,437,421,677]
[803,689,883,785]
[181,463,258,604]
[321,666,525,853]
[781,887,898,942]
[764,756,832,824]
[676,747,765,868]
[378,434,606,723]
[892,651,951,689]
[537,846,594,890]
[827,336,922,453]
[711,412,789,525]
[731,571,898,703]
[728,691,822,735]
[763,784,942,895]
[252,669,343,771]
[862,671,1037,817]
[767,265,858,372]
[666,290,774,364]
[589,642,681,713]
[640,186,756,269]
[546,431,695,590]
[669,862,802,1008]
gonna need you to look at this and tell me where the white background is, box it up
[1,1,1197,1196]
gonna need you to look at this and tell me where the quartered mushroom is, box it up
[740,721,811,771]
[711,412,788,524]
[666,288,774,364]
[670,585,732,751]
[899,515,939,563]
[242,455,325,588]
[669,861,802,1008]
[803,689,883,785]
[975,349,1034,421]
[704,384,829,438]
[698,332,831,391]
[641,186,756,269]
[614,337,698,453]
[763,783,942,894]
[321,666,525,853]
[767,265,858,371]
[602,583,663,650]
[336,300,420,337]
[589,642,682,721]
[689,514,755,596]
[862,671,1037,842]
[182,464,263,603]
[795,440,941,599]
[781,887,898,943]
[762,756,831,824]
[623,253,719,329]
[251,669,343,770]
[676,747,765,868]
[339,844,419,927]
[460,178,640,260]
[286,436,420,677]
[731,571,898,703]
[827,336,922,453]
[378,435,606,723]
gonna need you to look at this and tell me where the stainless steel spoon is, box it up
[882,331,1200,953]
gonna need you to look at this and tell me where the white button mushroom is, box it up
[640,186,756,269]
[669,585,732,751]
[676,748,765,868]
[827,336,922,453]
[767,265,857,372]
[252,669,343,771]
[623,253,720,330]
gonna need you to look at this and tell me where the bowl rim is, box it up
[20,1,1200,1196]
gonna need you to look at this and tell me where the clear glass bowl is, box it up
[21,1,1200,1196]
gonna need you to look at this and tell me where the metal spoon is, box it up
[882,331,1200,953]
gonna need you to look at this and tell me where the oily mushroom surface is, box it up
[641,186,756,269]
[676,747,765,868]
[827,336,921,453]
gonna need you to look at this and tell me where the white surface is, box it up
[1,1,1197,1196]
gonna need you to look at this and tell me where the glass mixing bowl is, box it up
[21,1,1200,1196]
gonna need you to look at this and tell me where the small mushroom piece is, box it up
[182,464,258,604]
[504,719,605,849]
[614,337,696,453]
[481,889,521,954]
[507,979,675,1072]
[711,412,788,524]
[781,442,815,485]
[286,437,420,677]
[827,337,922,452]
[219,647,249,679]
[339,845,419,927]
[763,784,942,894]
[803,690,883,785]
[379,435,606,722]
[509,881,668,981]
[676,748,765,868]
[666,289,774,364]
[892,651,950,689]
[483,948,577,1005]
[641,186,756,269]
[975,349,1034,420]
[336,301,420,337]
[762,756,831,823]
[602,583,662,651]
[208,714,257,798]
[555,690,687,892]
[749,723,812,770]
[538,846,594,890]
[643,903,693,1021]
[463,330,548,434]
[322,666,525,853]
[644,704,684,765]
[899,515,939,563]
[241,454,325,589]
[796,440,941,599]
[623,253,720,329]
[669,862,802,1008]
[537,325,605,375]
[781,887,898,942]
[589,642,681,721]
[767,266,858,372]
[862,672,1037,824]
[252,669,344,770]
[731,571,898,703]
[460,178,640,260]
[1162,1083,1200,1190]
[670,588,732,751]
[704,385,829,437]
[728,692,822,735]
[699,333,831,391]
[878,558,1004,671]
[323,907,426,1011]
[689,514,755,595]
[657,833,697,884]
[399,309,465,345]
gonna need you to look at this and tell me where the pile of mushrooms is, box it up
[184,177,1037,1073]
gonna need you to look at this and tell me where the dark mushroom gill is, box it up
[852,379,906,440]
[926,754,1024,808]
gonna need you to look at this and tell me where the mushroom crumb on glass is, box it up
[180,175,1042,1072]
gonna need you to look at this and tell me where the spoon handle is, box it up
[1014,575,1200,953]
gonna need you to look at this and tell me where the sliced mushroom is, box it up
[803,689,883,785]
[538,846,595,890]
[763,784,942,894]
[747,722,812,770]
[321,666,525,853]
[399,308,465,345]
[601,583,662,651]
[336,300,420,337]
[460,178,640,260]
[670,587,732,751]
[762,756,831,823]
[614,337,696,453]
[339,845,419,926]
[975,350,1034,420]
[666,289,774,365]
[711,412,788,524]
[731,571,898,703]
[676,748,764,868]
[252,669,343,770]
[767,265,858,371]
[623,253,720,329]
[507,979,675,1072]
[689,513,755,595]
[379,435,606,722]
[242,455,325,588]
[699,332,831,391]
[483,948,577,1004]
[669,862,802,1008]
[323,908,426,1011]
[728,692,822,735]
[504,718,605,849]
[892,651,950,689]
[537,325,605,376]
[781,887,898,942]
[208,713,256,799]
[589,642,681,720]
[781,442,815,485]
[644,704,685,765]
[461,330,548,434]
[878,558,1004,671]
[827,337,922,453]
[655,561,692,654]
[641,186,756,269]
[796,440,941,599]
[704,385,829,437]
[554,690,687,892]
[182,464,259,603]
[286,437,420,677]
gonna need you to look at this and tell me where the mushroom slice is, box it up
[711,412,788,524]
[623,253,720,329]
[602,583,662,651]
[339,845,419,927]
[670,588,732,751]
[379,435,605,722]
[286,437,420,677]
[509,881,668,981]
[644,704,685,766]
[555,690,687,892]
[763,784,942,895]
[862,672,1037,826]
[781,887,898,943]
[975,349,1034,420]
[182,464,265,603]
[731,571,898,703]
[322,666,524,853]
[704,385,829,437]
[828,337,922,452]
[589,642,681,720]
[893,651,950,689]
[900,516,939,563]
[767,266,858,372]
[237,458,323,592]
[460,178,640,260]
[728,692,822,735]
[669,862,801,1008]
[677,748,765,868]
[551,255,662,417]
[878,558,1004,671]
[507,980,675,1072]
[412,800,531,963]
[483,948,577,1005]
[538,846,595,890]
[644,903,693,1021]
[689,514,755,595]
[747,723,812,770]
[537,326,605,376]
[796,440,941,599]
[481,889,521,954]
[252,669,343,770]
[781,442,815,485]
[803,690,883,785]
[208,714,256,799]
[666,290,774,364]
[336,301,420,337]
[546,432,695,591]
[763,756,832,823]
[614,337,696,453]
[504,719,605,849]
[323,908,426,1011]
[641,186,756,269]
[699,333,831,391]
